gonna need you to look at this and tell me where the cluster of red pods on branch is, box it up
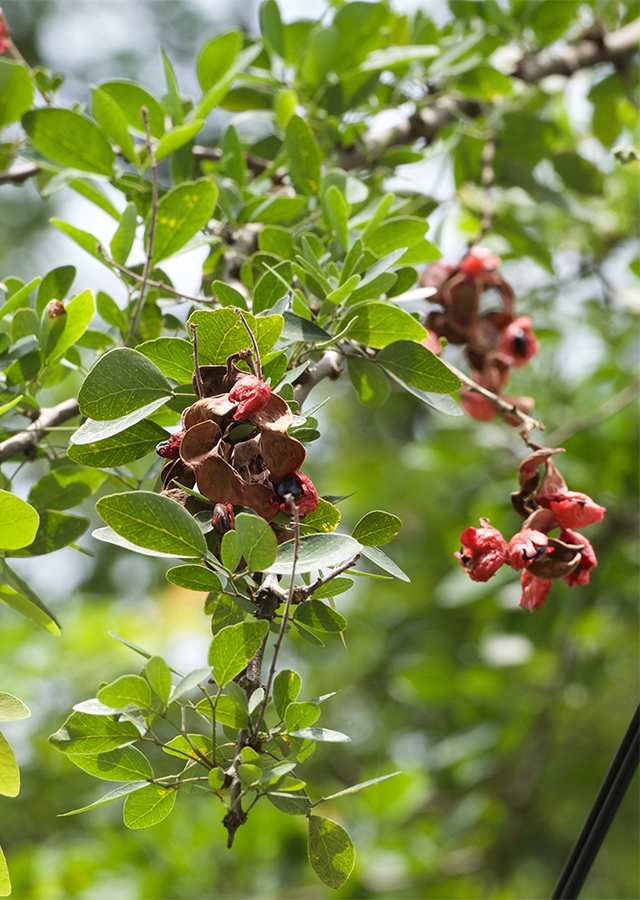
[455,447,605,610]
[156,352,318,548]
[420,246,538,424]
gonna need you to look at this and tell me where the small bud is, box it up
[47,300,66,319]
[156,430,185,460]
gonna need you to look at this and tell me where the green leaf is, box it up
[360,545,409,582]
[49,219,110,267]
[281,312,331,343]
[294,601,347,633]
[342,303,427,349]
[208,620,269,686]
[273,669,301,719]
[59,781,148,817]
[68,417,167,463]
[46,289,95,363]
[326,274,361,306]
[201,695,246,728]
[361,44,439,71]
[220,530,241,572]
[151,179,218,264]
[97,80,165,138]
[324,185,349,250]
[308,815,355,889]
[197,30,242,92]
[78,348,173,420]
[68,746,153,782]
[235,512,278,572]
[311,577,353,601]
[285,701,320,732]
[96,291,127,331]
[248,194,307,224]
[0,277,41,319]
[300,25,339,86]
[22,108,114,176]
[0,491,39,551]
[7,510,89,557]
[206,592,245,634]
[0,843,10,896]
[260,0,285,56]
[0,729,19,797]
[49,711,141,755]
[187,308,283,364]
[268,792,310,816]
[552,152,603,196]
[137,337,194,382]
[291,727,350,742]
[352,510,401,546]
[90,86,137,163]
[110,202,138,267]
[301,498,341,534]
[170,667,213,702]
[196,43,263,120]
[36,265,76,315]
[92,526,181,559]
[96,491,208,558]
[0,563,60,635]
[265,533,362,575]
[387,373,463,416]
[155,120,205,162]
[285,115,322,196]
[317,771,401,802]
[212,281,248,309]
[67,177,120,220]
[363,217,433,258]
[376,340,460,393]
[163,733,211,761]
[98,675,151,709]
[0,693,30,722]
[145,656,172,705]
[166,565,222,593]
[347,357,390,407]
[123,784,176,829]
[456,64,512,98]
[71,397,170,446]
[0,59,34,127]
[252,265,290,315]
[28,465,104,512]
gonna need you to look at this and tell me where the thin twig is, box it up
[544,381,639,448]
[190,323,205,399]
[444,359,545,442]
[126,107,158,344]
[254,497,301,736]
[234,308,262,380]
[305,553,361,599]
[97,245,214,305]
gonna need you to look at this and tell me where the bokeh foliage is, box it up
[0,0,638,897]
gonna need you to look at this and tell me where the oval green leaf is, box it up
[0,491,39,551]
[308,815,356,889]
[166,565,222,593]
[22,108,114,176]
[352,510,401,546]
[376,339,461,393]
[264,533,362,575]
[98,675,151,710]
[68,746,153,782]
[151,180,219,264]
[0,59,34,128]
[78,348,173,420]
[123,784,176,829]
[208,620,269,687]
[235,512,278,572]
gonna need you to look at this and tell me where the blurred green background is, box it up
[0,1,638,898]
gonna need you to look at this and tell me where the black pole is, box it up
[551,703,640,900]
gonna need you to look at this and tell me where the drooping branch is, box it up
[0,398,79,464]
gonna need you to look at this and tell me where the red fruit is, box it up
[508,529,552,571]
[156,431,185,460]
[560,528,598,587]
[499,316,538,368]
[454,520,508,582]
[270,472,319,517]
[539,491,605,530]
[458,246,502,277]
[519,570,553,611]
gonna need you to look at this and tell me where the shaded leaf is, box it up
[308,815,356,888]
[123,784,176,829]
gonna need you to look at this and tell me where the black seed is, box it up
[275,474,303,500]
[513,330,528,356]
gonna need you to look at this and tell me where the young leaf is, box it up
[260,0,285,56]
[145,656,172,705]
[341,303,427,349]
[78,348,173,420]
[68,746,153,782]
[352,510,401,546]
[0,59,34,128]
[285,701,320,733]
[376,340,461,393]
[22,108,115,175]
[264,533,362,575]
[197,30,242,92]
[285,115,322,196]
[294,601,347,633]
[0,693,30,722]
[235,512,278,571]
[187,308,283,364]
[123,784,176,829]
[208,620,269,686]
[96,491,208,558]
[155,120,205,162]
[166,565,222,593]
[308,815,356,889]
[360,545,410,582]
[272,669,301,719]
[68,418,167,464]
[0,730,19,797]
[310,578,353,601]
[59,781,148,817]
[0,491,39,551]
[49,711,141,755]
[97,80,165,138]
[110,202,138,267]
[45,289,96,363]
[98,675,151,710]
[151,180,218,265]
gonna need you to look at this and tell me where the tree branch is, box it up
[0,398,79,464]
[294,351,342,406]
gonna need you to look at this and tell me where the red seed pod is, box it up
[508,528,552,571]
[560,528,598,587]
[498,316,539,368]
[0,21,12,54]
[458,246,502,277]
[519,570,553,611]
[454,520,509,582]
[155,430,185,460]
[228,376,271,420]
[539,491,605,530]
